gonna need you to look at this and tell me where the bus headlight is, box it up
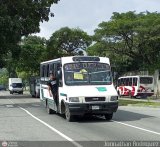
[110,96,118,101]
[69,97,79,102]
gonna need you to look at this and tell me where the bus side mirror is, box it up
[57,70,62,79]
[57,70,62,87]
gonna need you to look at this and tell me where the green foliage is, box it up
[94,11,160,74]
[17,35,47,74]
[87,42,108,56]
[0,68,9,86]
[47,27,92,59]
[119,99,160,107]
[0,0,59,67]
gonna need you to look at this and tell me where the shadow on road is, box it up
[112,109,154,122]
[76,109,154,123]
[76,115,108,123]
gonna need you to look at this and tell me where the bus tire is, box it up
[118,91,121,98]
[104,113,113,121]
[65,105,74,122]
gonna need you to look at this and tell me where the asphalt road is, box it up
[0,91,160,147]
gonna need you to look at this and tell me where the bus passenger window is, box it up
[133,78,137,86]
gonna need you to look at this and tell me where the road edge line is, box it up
[8,100,82,147]
[113,120,160,136]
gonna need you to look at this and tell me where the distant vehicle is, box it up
[117,75,154,98]
[9,78,23,94]
[29,76,40,98]
[40,56,118,121]
[0,85,6,91]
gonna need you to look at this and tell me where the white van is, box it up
[9,78,23,94]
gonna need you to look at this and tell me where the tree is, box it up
[0,68,9,86]
[47,27,92,59]
[17,35,47,75]
[0,0,59,67]
[87,42,109,56]
[94,11,160,74]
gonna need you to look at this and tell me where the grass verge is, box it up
[119,99,160,107]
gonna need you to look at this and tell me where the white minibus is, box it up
[40,56,118,121]
[117,75,154,98]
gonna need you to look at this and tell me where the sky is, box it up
[35,0,160,39]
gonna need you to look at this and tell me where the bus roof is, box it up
[40,56,110,64]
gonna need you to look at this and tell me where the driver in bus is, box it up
[47,72,58,112]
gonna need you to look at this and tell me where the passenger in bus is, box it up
[47,73,58,111]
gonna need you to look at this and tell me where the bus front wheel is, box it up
[104,113,113,121]
[65,105,74,122]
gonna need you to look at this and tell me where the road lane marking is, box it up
[8,100,82,147]
[6,105,14,108]
[113,120,160,136]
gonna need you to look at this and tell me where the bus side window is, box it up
[49,63,56,76]
[129,78,132,86]
[40,65,45,82]
[123,78,126,86]
[133,78,137,86]
[57,63,63,87]
[126,78,129,86]
[120,78,123,86]
[45,64,50,81]
[121,78,124,86]
[49,63,54,73]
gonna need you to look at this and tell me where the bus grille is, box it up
[85,97,105,102]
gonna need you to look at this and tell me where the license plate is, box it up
[92,106,99,110]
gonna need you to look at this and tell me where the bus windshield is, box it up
[64,62,112,85]
[140,77,153,84]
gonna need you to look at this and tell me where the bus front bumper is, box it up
[66,102,118,116]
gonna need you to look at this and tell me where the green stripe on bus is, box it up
[60,93,67,96]
[96,87,107,92]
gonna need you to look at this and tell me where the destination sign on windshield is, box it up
[64,63,110,71]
